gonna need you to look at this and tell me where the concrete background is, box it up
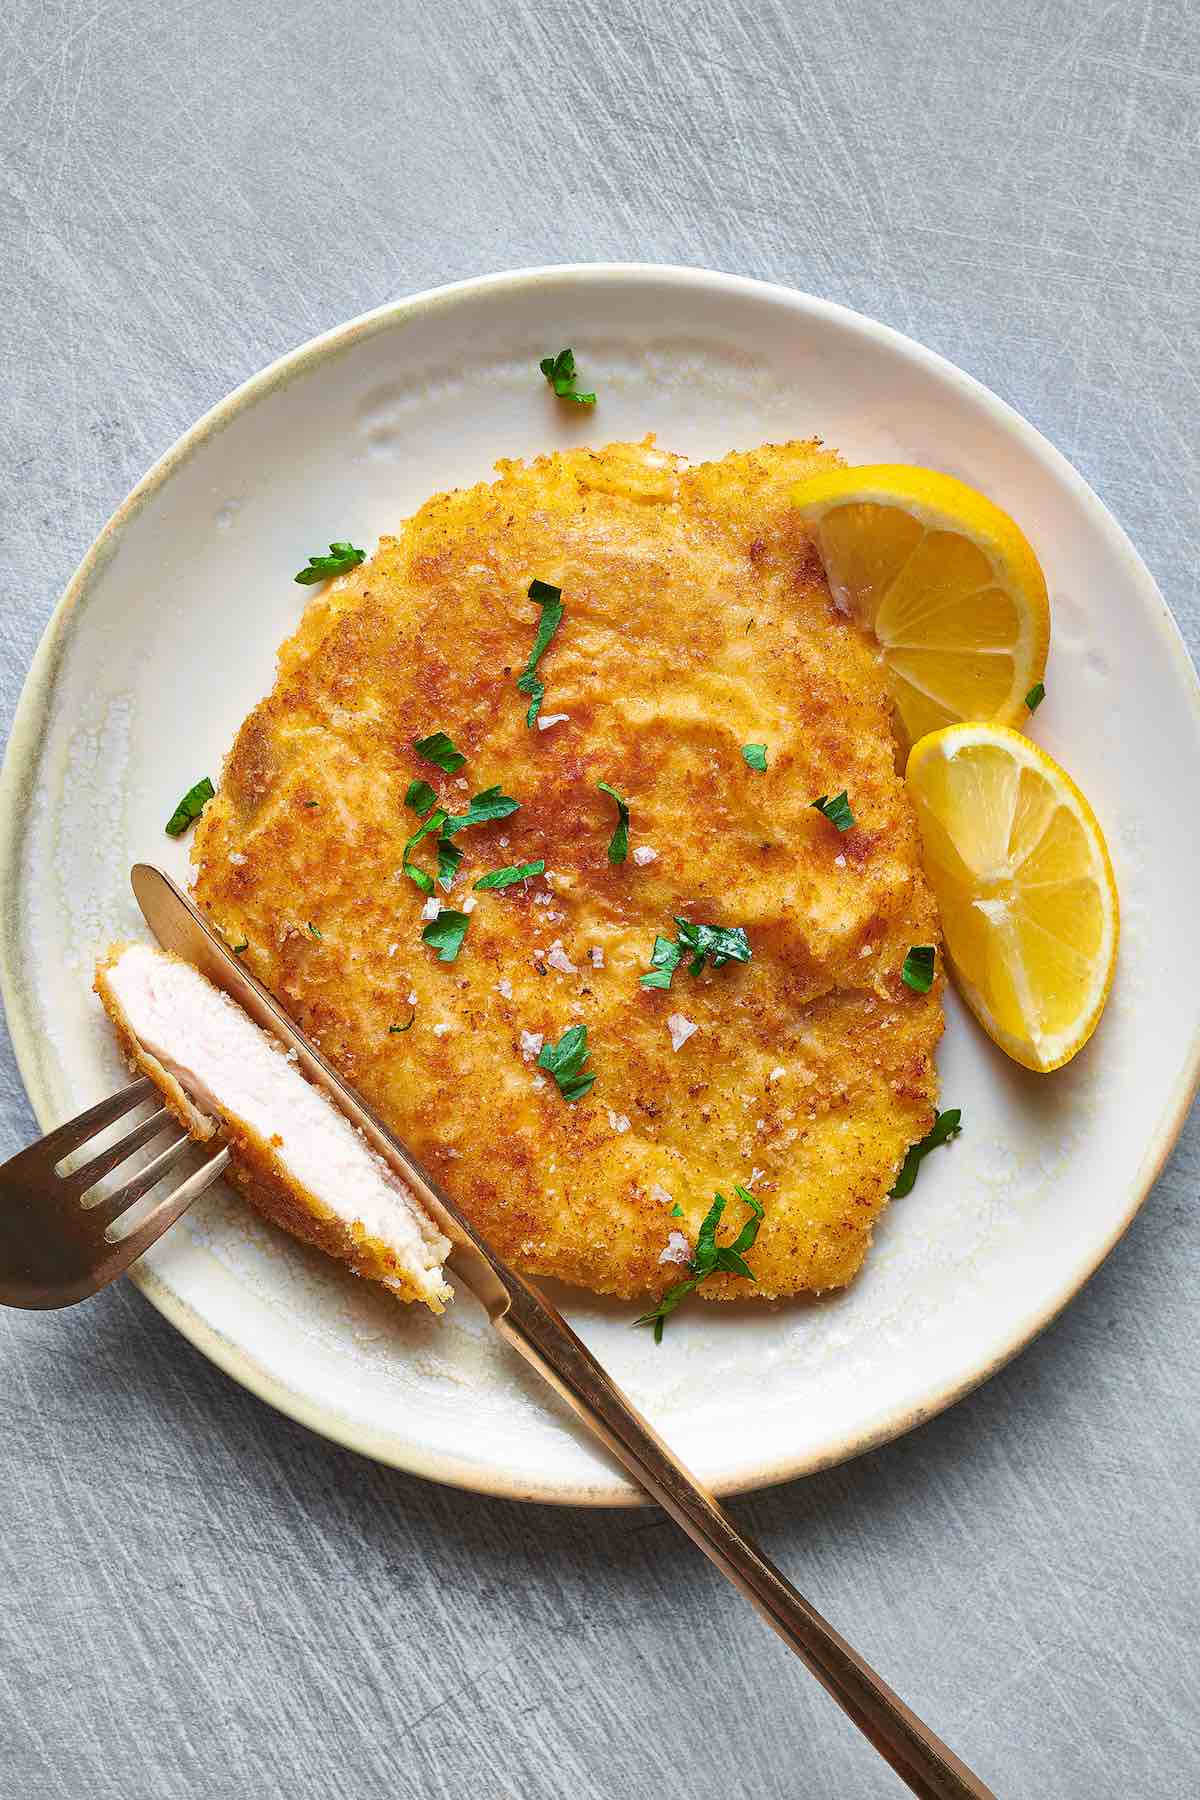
[2,2,1198,1795]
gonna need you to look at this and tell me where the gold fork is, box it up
[0,864,997,1800]
[0,1077,229,1308]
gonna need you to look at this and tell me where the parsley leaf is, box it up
[640,919,751,988]
[538,347,596,406]
[711,1185,765,1277]
[401,807,447,894]
[516,580,564,727]
[437,836,463,892]
[890,1109,962,1198]
[676,919,751,975]
[741,744,768,772]
[597,780,630,864]
[670,1203,683,1218]
[637,1274,701,1342]
[307,921,322,939]
[1025,681,1046,712]
[902,944,936,993]
[421,910,470,963]
[232,939,249,956]
[811,790,855,832]
[405,777,437,814]
[294,541,366,585]
[474,860,545,890]
[404,784,517,893]
[389,1014,415,1034]
[165,776,214,838]
[537,1023,596,1102]
[636,1185,764,1342]
[413,730,466,774]
[640,935,685,989]
[443,784,521,834]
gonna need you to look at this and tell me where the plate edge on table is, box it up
[3,261,1199,1506]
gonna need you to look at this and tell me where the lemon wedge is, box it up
[906,724,1118,1072]
[792,465,1050,749]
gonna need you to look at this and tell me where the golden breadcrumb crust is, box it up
[189,439,943,1301]
[94,945,450,1310]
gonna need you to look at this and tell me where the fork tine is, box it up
[64,1106,174,1195]
[31,1076,155,1166]
[85,1129,195,1225]
[107,1143,231,1261]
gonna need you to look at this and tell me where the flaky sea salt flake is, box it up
[659,1231,692,1266]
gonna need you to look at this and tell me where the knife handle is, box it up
[493,1275,996,1800]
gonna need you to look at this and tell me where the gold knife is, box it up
[133,861,995,1800]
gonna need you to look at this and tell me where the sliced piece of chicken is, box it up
[95,942,452,1311]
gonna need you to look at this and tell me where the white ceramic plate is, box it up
[3,265,1198,1505]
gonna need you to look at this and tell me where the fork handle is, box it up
[493,1276,995,1800]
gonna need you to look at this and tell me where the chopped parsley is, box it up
[902,945,936,993]
[811,790,855,832]
[294,541,365,585]
[437,836,463,892]
[474,860,545,890]
[678,920,751,973]
[389,1014,415,1034]
[405,778,437,814]
[401,807,447,894]
[421,910,470,963]
[539,347,596,406]
[641,935,685,990]
[413,730,466,774]
[670,1203,683,1218]
[516,580,564,726]
[597,780,630,864]
[165,776,214,838]
[890,1109,962,1198]
[641,918,752,989]
[403,786,520,893]
[741,744,768,772]
[536,1023,596,1102]
[232,939,249,956]
[307,921,322,939]
[1025,681,1046,712]
[637,1186,764,1342]
[443,784,521,834]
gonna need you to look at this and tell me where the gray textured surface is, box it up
[2,1,1198,1794]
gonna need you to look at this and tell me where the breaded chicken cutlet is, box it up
[96,942,452,1309]
[184,438,943,1304]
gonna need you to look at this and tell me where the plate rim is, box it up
[3,260,1199,1506]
